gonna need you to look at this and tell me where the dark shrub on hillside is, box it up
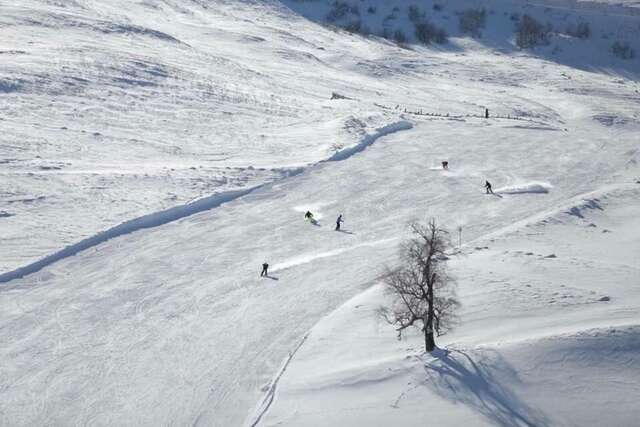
[415,21,447,44]
[394,29,407,43]
[344,20,361,33]
[612,41,635,59]
[383,12,396,25]
[326,1,359,23]
[566,22,591,39]
[408,5,423,23]
[459,8,486,37]
[367,6,376,14]
[516,15,549,48]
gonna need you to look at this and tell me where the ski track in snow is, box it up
[253,183,640,425]
[248,333,310,427]
[0,121,412,285]
[2,0,640,425]
[270,238,396,273]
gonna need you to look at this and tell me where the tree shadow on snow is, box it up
[423,349,550,427]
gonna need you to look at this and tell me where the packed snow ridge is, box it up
[0,120,411,284]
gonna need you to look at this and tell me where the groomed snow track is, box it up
[0,120,412,284]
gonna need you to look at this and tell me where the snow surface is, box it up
[1,0,639,426]
[262,186,640,426]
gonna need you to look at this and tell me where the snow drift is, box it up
[495,182,553,194]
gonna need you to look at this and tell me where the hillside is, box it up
[1,1,639,426]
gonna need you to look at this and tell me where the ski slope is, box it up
[1,0,640,426]
[262,185,640,426]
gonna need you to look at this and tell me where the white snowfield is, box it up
[262,186,640,426]
[1,0,640,426]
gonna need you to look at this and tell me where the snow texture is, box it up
[1,0,640,426]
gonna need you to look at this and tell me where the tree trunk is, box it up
[424,323,435,352]
[425,276,436,352]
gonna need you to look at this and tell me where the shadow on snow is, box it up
[423,349,550,427]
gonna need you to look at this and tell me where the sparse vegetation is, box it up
[516,15,549,48]
[383,12,397,25]
[344,20,362,34]
[459,8,486,38]
[394,29,407,44]
[326,1,359,23]
[380,220,459,352]
[415,20,447,45]
[408,5,423,23]
[612,41,635,59]
[566,22,591,39]
[367,6,376,14]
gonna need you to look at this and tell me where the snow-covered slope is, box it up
[0,0,403,273]
[263,186,640,426]
[1,0,639,426]
[2,0,639,274]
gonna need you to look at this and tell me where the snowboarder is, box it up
[442,161,449,170]
[260,262,269,277]
[335,214,344,231]
[485,180,494,194]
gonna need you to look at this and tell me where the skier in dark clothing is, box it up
[335,214,344,231]
[485,180,494,194]
[260,262,269,277]
[442,161,449,170]
[305,211,313,220]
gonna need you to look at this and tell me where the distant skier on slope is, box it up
[485,180,494,194]
[335,214,344,231]
[305,211,314,221]
[260,262,269,277]
[442,161,449,170]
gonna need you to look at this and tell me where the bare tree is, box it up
[380,220,459,352]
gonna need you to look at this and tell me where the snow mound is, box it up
[263,283,640,426]
[419,327,640,427]
[496,182,553,195]
[324,121,413,162]
[0,187,258,283]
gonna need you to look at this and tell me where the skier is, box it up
[260,262,269,277]
[485,180,494,194]
[442,161,449,170]
[335,214,344,231]
[305,211,314,221]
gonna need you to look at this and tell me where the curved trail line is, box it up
[248,333,310,427]
[0,120,413,284]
